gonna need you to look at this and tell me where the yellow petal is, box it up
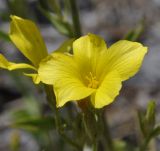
[38,53,78,84]
[73,33,107,75]
[9,15,48,67]
[54,38,75,53]
[100,40,148,81]
[38,53,95,107]
[91,71,122,108]
[54,80,95,108]
[0,54,36,71]
[0,54,10,69]
[24,73,40,84]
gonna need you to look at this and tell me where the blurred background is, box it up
[0,0,160,150]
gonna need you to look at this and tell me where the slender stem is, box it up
[102,110,115,151]
[139,136,150,151]
[44,85,81,150]
[69,0,82,38]
[93,140,98,151]
[44,85,56,110]
[61,132,82,150]
[82,107,99,151]
[44,85,62,135]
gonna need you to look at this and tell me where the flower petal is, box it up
[53,38,75,53]
[38,53,95,107]
[101,40,148,81]
[38,53,79,84]
[73,33,107,75]
[54,81,95,108]
[91,70,122,108]
[0,54,10,69]
[0,54,36,71]
[24,73,40,84]
[9,15,48,67]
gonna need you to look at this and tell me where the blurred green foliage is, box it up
[124,20,145,42]
[138,101,160,151]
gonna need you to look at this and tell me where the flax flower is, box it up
[0,15,48,84]
[38,34,148,108]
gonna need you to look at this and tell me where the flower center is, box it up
[85,72,99,89]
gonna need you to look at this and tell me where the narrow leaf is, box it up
[124,21,144,41]
[11,117,55,131]
[38,6,73,37]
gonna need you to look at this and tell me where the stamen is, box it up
[85,72,99,89]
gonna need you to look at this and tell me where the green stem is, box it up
[44,85,56,110]
[139,136,150,151]
[44,85,81,150]
[93,140,98,151]
[44,85,63,133]
[69,0,82,38]
[82,107,99,151]
[102,110,115,151]
[61,132,82,150]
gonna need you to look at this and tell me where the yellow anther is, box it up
[85,72,99,89]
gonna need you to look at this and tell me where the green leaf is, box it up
[10,96,41,122]
[24,96,41,116]
[138,111,146,137]
[138,101,158,151]
[47,0,62,17]
[39,0,62,17]
[124,21,144,41]
[11,117,55,132]
[138,101,156,137]
[149,126,160,139]
[145,101,156,129]
[63,0,71,19]
[38,6,73,37]
[11,109,34,122]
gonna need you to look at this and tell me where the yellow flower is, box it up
[0,15,75,84]
[0,15,48,83]
[38,34,148,108]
